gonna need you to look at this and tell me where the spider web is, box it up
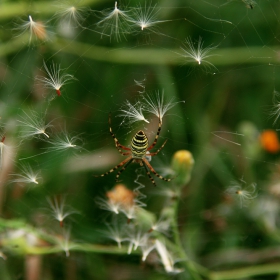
[1,0,280,278]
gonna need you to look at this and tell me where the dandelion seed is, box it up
[16,15,48,43]
[96,1,132,41]
[37,61,75,97]
[10,164,41,185]
[47,196,78,227]
[270,91,280,125]
[143,90,182,121]
[225,181,258,208]
[179,37,217,72]
[149,217,171,235]
[127,230,149,254]
[44,131,81,153]
[141,239,156,261]
[155,240,183,274]
[98,195,122,214]
[117,100,149,125]
[19,131,82,161]
[134,77,146,93]
[57,228,74,257]
[17,110,52,140]
[54,1,87,27]
[105,223,125,248]
[131,3,164,31]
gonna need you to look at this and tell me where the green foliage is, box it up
[1,0,280,279]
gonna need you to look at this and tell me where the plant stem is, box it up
[2,218,280,279]
[210,263,280,280]
[0,0,103,20]
[170,198,205,280]
[24,243,132,256]
[51,38,278,66]
[1,36,278,67]
[0,218,135,256]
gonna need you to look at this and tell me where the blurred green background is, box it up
[1,0,280,279]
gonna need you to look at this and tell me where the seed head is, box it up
[225,181,258,208]
[143,90,182,122]
[10,164,41,186]
[117,100,149,125]
[155,240,183,274]
[47,196,78,227]
[37,61,75,97]
[149,216,171,236]
[57,228,75,257]
[270,90,280,126]
[54,1,87,27]
[17,110,52,140]
[127,229,149,254]
[44,131,82,153]
[131,3,163,32]
[179,37,217,72]
[105,223,125,248]
[96,1,133,41]
[16,15,48,43]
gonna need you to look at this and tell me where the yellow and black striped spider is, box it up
[97,114,172,186]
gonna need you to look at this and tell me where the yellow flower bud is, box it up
[171,150,194,186]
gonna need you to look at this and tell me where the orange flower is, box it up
[260,130,280,153]
[106,184,135,208]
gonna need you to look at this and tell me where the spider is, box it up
[96,114,172,186]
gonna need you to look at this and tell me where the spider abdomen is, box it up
[131,130,149,159]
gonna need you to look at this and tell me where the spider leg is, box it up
[95,156,132,177]
[147,118,162,151]
[143,161,157,186]
[142,158,172,184]
[115,158,133,181]
[109,113,131,155]
[149,139,168,156]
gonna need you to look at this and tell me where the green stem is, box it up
[0,0,103,20]
[24,243,132,256]
[2,218,280,279]
[1,36,278,68]
[210,263,280,280]
[0,218,134,256]
[170,199,205,280]
[50,38,278,66]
